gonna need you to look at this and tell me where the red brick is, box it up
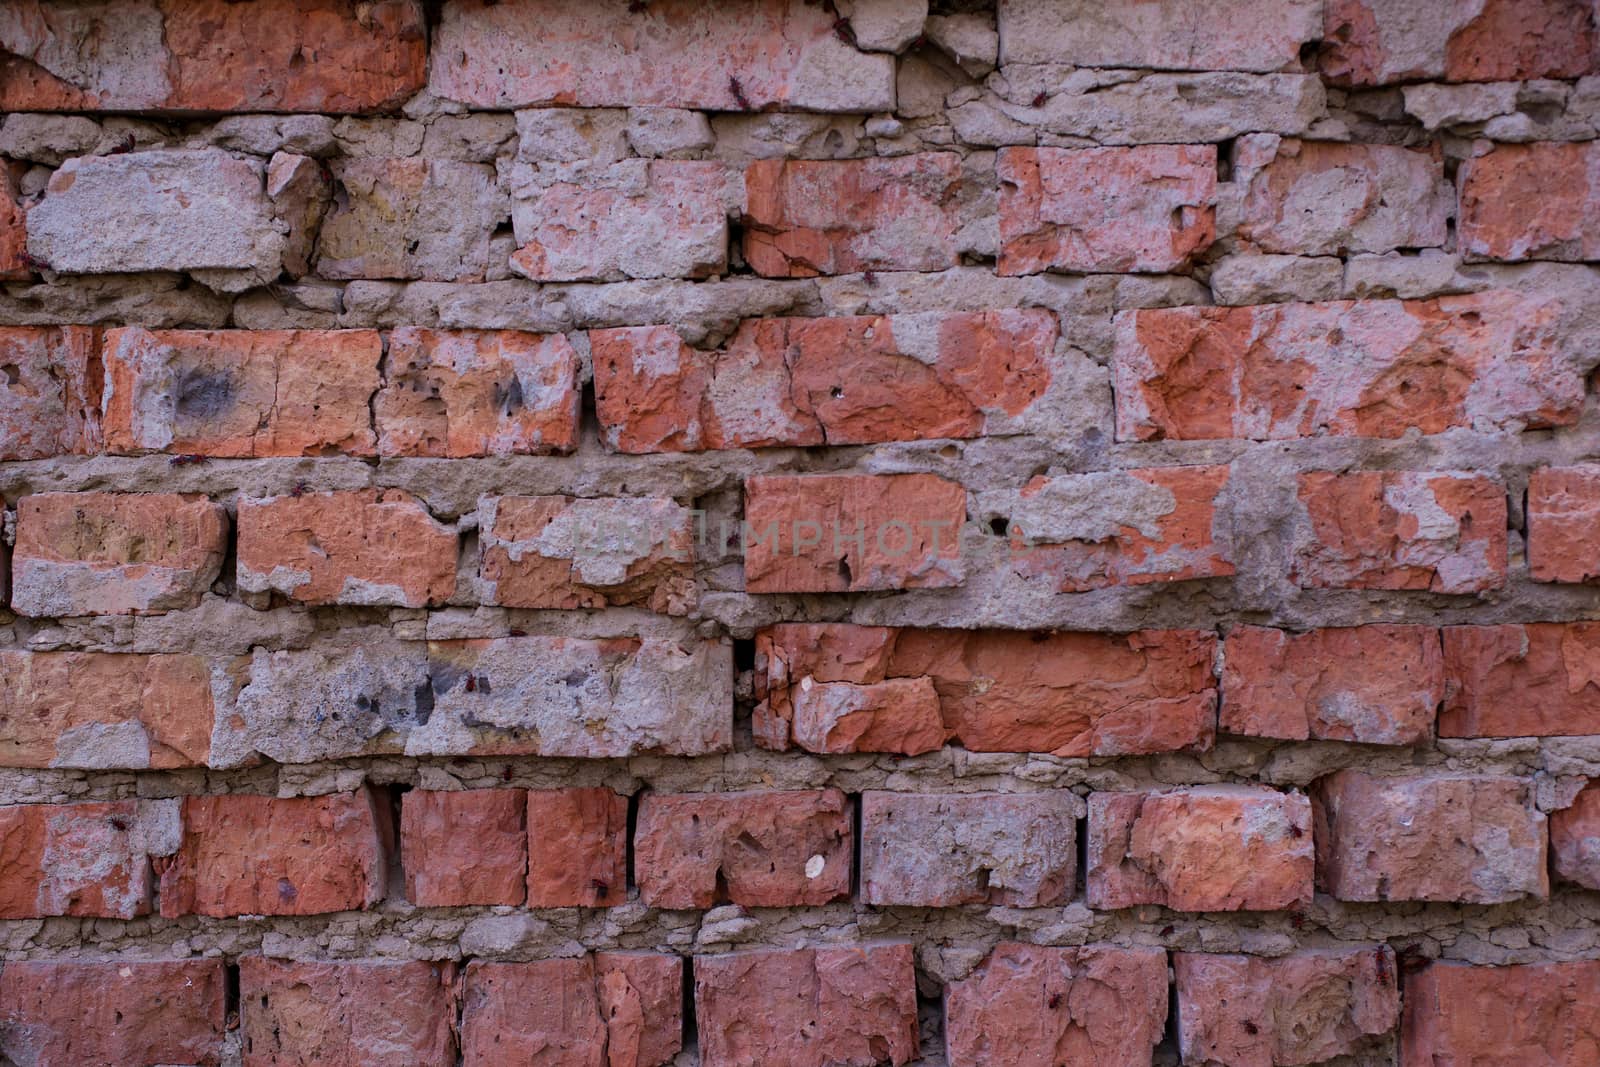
[1176,949,1399,1066]
[755,624,1218,757]
[997,145,1216,274]
[944,943,1168,1067]
[159,790,388,918]
[743,473,967,593]
[526,787,629,908]
[375,328,580,457]
[0,166,25,280]
[1442,622,1600,737]
[1552,783,1600,890]
[860,791,1079,907]
[1087,786,1314,912]
[1115,293,1578,441]
[11,492,228,616]
[0,650,213,769]
[1292,470,1507,594]
[240,958,457,1067]
[460,955,684,1067]
[0,327,100,461]
[0,959,225,1067]
[237,489,457,608]
[1234,137,1450,256]
[401,788,527,907]
[1220,625,1443,745]
[1324,0,1600,85]
[997,0,1321,71]
[1460,142,1600,263]
[1004,465,1235,591]
[0,798,178,919]
[479,495,695,614]
[634,789,852,909]
[591,310,1058,452]
[102,328,381,457]
[1312,770,1547,903]
[1529,466,1600,583]
[694,943,918,1067]
[743,155,967,277]
[0,0,426,112]
[1402,960,1600,1066]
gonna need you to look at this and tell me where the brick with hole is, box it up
[1401,959,1600,1065]
[401,788,527,907]
[0,326,101,460]
[0,650,213,769]
[11,491,228,616]
[1086,785,1315,912]
[633,789,852,909]
[460,954,683,1067]
[943,943,1169,1067]
[1323,0,1600,85]
[1175,948,1401,1067]
[1312,770,1547,903]
[159,789,388,917]
[1551,782,1600,891]
[743,473,967,593]
[526,787,629,907]
[694,943,919,1067]
[0,959,226,1067]
[1528,466,1600,583]
[316,158,502,281]
[1220,625,1443,745]
[1461,142,1600,263]
[997,0,1321,70]
[237,489,457,608]
[375,327,581,457]
[860,790,1081,907]
[0,798,179,919]
[478,495,696,614]
[1441,621,1600,737]
[239,958,457,1067]
[102,327,381,457]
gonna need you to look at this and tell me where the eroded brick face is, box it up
[1441,622,1600,737]
[1402,960,1600,1065]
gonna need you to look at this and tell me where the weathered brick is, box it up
[0,0,426,112]
[0,798,179,919]
[1552,783,1600,890]
[526,788,629,907]
[1402,960,1600,1066]
[996,465,1235,591]
[694,943,918,1067]
[159,790,388,917]
[755,624,1218,757]
[635,789,852,909]
[1441,622,1600,737]
[944,943,1169,1067]
[1220,625,1442,745]
[997,145,1217,274]
[1461,143,1600,263]
[460,955,683,1067]
[1087,786,1314,912]
[1529,466,1600,583]
[26,149,283,275]
[0,165,25,280]
[0,650,213,769]
[240,958,457,1067]
[997,0,1322,71]
[743,473,967,593]
[1323,0,1600,85]
[509,160,729,281]
[11,492,228,616]
[103,327,381,457]
[591,310,1058,452]
[743,154,968,277]
[316,158,502,281]
[1312,770,1547,903]
[1175,949,1401,1067]
[1292,470,1507,594]
[1114,293,1578,441]
[430,0,894,111]
[375,327,581,457]
[860,791,1080,907]
[234,636,732,762]
[237,489,457,608]
[479,495,695,614]
[0,960,225,1067]
[0,326,101,460]
[401,788,527,907]
[1232,136,1451,255]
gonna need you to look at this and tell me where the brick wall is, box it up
[1,0,1599,1063]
